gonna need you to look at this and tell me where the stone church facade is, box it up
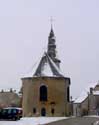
[22,26,71,117]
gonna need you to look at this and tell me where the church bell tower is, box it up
[47,26,61,68]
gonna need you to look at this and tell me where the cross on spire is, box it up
[50,17,54,29]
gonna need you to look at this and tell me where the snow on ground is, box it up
[85,115,99,118]
[93,121,99,125]
[0,117,67,125]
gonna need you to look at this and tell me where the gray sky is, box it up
[0,0,99,98]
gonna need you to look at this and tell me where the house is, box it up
[73,82,99,116]
[0,88,21,108]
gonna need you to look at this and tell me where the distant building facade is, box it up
[73,82,99,116]
[0,89,21,108]
[21,26,71,117]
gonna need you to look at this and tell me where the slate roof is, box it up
[22,52,65,78]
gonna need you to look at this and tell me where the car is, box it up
[0,108,3,119]
[0,107,22,120]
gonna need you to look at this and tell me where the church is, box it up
[21,26,71,117]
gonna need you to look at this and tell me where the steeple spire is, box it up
[49,17,54,38]
[47,22,61,68]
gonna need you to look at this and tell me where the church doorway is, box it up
[41,108,46,116]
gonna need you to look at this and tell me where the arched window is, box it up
[40,85,47,101]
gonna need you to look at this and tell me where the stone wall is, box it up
[22,77,70,117]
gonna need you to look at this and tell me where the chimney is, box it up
[90,87,93,94]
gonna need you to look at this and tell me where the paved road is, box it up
[46,117,99,125]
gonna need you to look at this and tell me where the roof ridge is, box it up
[45,53,64,77]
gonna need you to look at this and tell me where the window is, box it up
[8,109,12,114]
[40,85,47,101]
[51,108,55,115]
[33,108,36,114]
[67,87,70,102]
[13,109,17,113]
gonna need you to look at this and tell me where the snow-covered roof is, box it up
[74,91,88,103]
[22,52,65,79]
[74,82,99,103]
[22,55,42,78]
[93,91,99,95]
